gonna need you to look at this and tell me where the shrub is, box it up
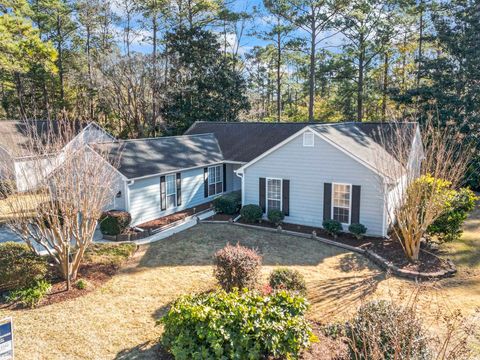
[160,289,315,360]
[348,223,367,240]
[6,279,51,308]
[269,268,307,295]
[267,209,285,226]
[323,219,343,238]
[213,191,241,215]
[213,243,262,292]
[75,279,88,290]
[240,204,263,224]
[345,300,431,360]
[428,187,477,242]
[0,242,49,292]
[99,210,131,235]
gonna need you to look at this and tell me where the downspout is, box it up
[235,170,244,207]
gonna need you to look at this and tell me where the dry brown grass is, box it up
[0,193,45,223]
[1,220,479,359]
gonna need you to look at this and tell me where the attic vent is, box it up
[303,132,314,147]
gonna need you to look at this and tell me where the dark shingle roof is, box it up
[0,120,86,157]
[184,121,311,162]
[92,133,224,179]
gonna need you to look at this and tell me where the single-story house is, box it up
[0,121,113,191]
[92,121,421,236]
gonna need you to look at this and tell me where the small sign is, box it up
[0,318,13,360]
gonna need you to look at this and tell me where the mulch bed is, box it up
[205,213,239,222]
[237,218,382,248]
[237,219,450,275]
[366,238,445,273]
[138,202,213,231]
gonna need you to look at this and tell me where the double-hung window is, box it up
[267,178,282,212]
[208,165,223,196]
[332,183,351,224]
[166,174,177,209]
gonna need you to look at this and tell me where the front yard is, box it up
[1,216,479,359]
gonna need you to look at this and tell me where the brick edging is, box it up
[228,221,456,281]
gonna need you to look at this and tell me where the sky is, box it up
[111,0,346,56]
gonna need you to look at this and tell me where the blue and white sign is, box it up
[0,318,13,360]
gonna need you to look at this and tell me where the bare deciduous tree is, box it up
[0,120,121,290]
[377,119,474,262]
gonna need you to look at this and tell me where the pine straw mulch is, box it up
[137,202,213,230]
[1,242,138,309]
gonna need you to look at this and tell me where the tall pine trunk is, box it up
[308,19,316,122]
[357,34,365,122]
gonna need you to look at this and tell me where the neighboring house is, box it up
[0,121,114,191]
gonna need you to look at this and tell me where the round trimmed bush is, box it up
[345,300,431,359]
[348,223,367,240]
[269,268,307,295]
[160,289,314,360]
[213,243,262,292]
[323,219,343,238]
[213,191,241,215]
[267,209,285,226]
[240,204,263,224]
[0,242,49,292]
[99,210,131,235]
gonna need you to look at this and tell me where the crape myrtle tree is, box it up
[377,119,474,262]
[0,120,121,290]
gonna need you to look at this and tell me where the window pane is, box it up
[166,175,176,195]
[216,182,222,194]
[209,184,215,196]
[333,184,350,208]
[167,194,176,209]
[268,199,281,211]
[208,168,215,185]
[333,207,349,223]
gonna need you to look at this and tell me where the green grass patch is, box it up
[84,243,137,267]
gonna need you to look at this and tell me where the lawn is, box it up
[0,193,45,223]
[1,216,479,359]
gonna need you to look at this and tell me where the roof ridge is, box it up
[97,132,216,145]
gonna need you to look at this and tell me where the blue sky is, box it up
[113,0,346,55]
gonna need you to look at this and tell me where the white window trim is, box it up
[266,177,282,214]
[303,132,314,147]
[208,165,223,197]
[166,174,177,209]
[331,182,352,225]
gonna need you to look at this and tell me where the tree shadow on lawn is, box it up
[114,340,172,360]
[131,223,352,269]
[308,272,386,319]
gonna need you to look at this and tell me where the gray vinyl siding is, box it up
[226,163,242,192]
[243,132,386,236]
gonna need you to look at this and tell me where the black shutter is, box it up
[282,179,290,216]
[176,173,182,206]
[259,178,266,213]
[351,185,361,224]
[323,183,332,221]
[223,163,227,192]
[160,176,166,211]
[204,167,208,197]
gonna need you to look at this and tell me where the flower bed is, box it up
[136,202,213,231]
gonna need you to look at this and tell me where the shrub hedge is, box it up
[428,187,477,242]
[0,242,49,293]
[348,223,367,240]
[345,300,431,360]
[269,268,307,295]
[213,243,261,292]
[323,219,343,238]
[160,289,315,360]
[267,209,285,226]
[99,210,131,235]
[213,192,241,215]
[6,279,51,308]
[240,204,263,223]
